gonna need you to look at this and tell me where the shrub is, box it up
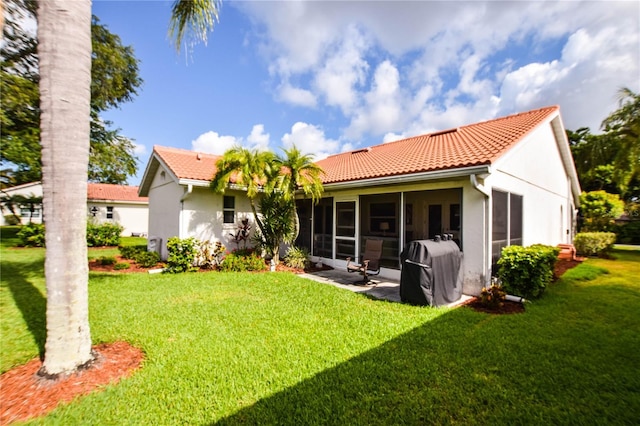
[497,244,560,299]
[615,221,640,245]
[284,246,310,269]
[194,240,226,269]
[574,232,617,256]
[219,251,267,272]
[98,256,117,266]
[87,222,124,247]
[16,223,45,247]
[480,284,506,310]
[113,262,130,270]
[165,237,197,273]
[579,191,624,232]
[135,251,161,268]
[119,244,147,260]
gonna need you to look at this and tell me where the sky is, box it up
[91,0,640,185]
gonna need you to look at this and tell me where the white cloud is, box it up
[133,143,147,156]
[345,60,404,139]
[238,0,639,143]
[278,84,317,108]
[314,25,369,113]
[191,131,240,155]
[246,124,270,150]
[281,122,340,160]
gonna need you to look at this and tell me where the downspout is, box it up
[471,174,492,289]
[179,184,193,238]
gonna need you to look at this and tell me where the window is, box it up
[492,189,523,268]
[106,206,114,219]
[223,196,235,224]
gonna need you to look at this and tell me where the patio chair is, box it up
[346,239,383,284]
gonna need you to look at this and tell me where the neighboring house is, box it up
[1,182,149,236]
[140,105,580,295]
[138,146,254,260]
[86,183,149,236]
[0,181,43,225]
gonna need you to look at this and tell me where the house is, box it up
[140,105,580,295]
[86,183,149,236]
[1,182,149,236]
[138,146,255,260]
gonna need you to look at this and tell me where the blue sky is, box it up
[91,1,640,185]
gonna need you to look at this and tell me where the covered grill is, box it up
[400,236,463,306]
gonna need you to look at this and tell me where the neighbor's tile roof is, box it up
[316,106,560,184]
[153,145,221,181]
[87,183,148,202]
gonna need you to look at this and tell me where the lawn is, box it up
[1,227,639,424]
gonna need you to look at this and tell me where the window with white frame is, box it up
[106,206,114,219]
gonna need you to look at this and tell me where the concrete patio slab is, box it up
[300,268,472,307]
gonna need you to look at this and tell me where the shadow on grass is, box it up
[213,279,640,425]
[211,308,508,425]
[1,259,46,357]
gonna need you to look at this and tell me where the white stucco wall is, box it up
[146,168,183,259]
[181,187,256,252]
[490,121,576,247]
[87,202,148,236]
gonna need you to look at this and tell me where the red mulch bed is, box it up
[0,341,144,425]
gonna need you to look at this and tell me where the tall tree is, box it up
[37,0,94,377]
[601,87,640,196]
[36,0,222,377]
[1,2,142,185]
[568,88,640,203]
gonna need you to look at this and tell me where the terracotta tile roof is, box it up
[153,145,221,182]
[316,106,560,184]
[87,183,148,203]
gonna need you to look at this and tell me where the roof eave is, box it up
[322,164,492,190]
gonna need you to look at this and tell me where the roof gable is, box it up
[316,106,560,184]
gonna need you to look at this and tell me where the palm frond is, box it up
[169,0,222,52]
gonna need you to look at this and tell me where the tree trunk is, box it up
[37,0,94,377]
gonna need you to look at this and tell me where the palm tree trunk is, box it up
[37,0,94,377]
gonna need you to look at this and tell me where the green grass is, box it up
[2,230,639,424]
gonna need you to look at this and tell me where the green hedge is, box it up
[574,232,617,256]
[16,223,46,247]
[87,222,124,247]
[497,244,560,299]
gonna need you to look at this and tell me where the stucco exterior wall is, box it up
[87,202,148,236]
[147,168,182,259]
[181,187,256,251]
[490,121,575,247]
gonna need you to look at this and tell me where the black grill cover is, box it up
[400,239,463,306]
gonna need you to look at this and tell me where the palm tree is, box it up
[274,145,325,238]
[37,0,94,377]
[37,0,222,377]
[210,146,276,238]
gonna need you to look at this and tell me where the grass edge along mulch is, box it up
[0,341,144,425]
